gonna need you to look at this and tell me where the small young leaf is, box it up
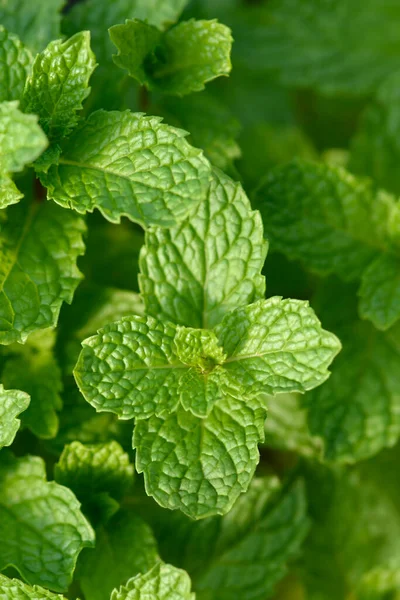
[132,0,189,30]
[0,175,23,208]
[0,384,30,449]
[0,198,85,345]
[111,563,195,600]
[43,110,211,227]
[110,19,232,96]
[216,297,341,395]
[0,575,66,599]
[359,253,400,330]
[79,510,159,600]
[140,168,267,329]
[0,27,32,102]
[0,452,94,591]
[22,32,97,144]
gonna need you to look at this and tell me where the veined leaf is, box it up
[359,253,400,330]
[0,452,94,591]
[111,563,195,600]
[0,27,32,102]
[140,168,267,329]
[110,19,232,96]
[0,575,66,599]
[0,384,30,449]
[0,198,85,345]
[43,110,211,227]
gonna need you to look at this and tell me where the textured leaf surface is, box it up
[0,575,66,599]
[0,198,85,345]
[0,175,23,208]
[140,169,266,329]
[359,253,400,330]
[0,0,64,54]
[43,110,211,227]
[55,440,133,503]
[111,563,195,600]
[216,297,341,395]
[22,32,97,144]
[0,452,94,591]
[0,27,31,102]
[254,160,400,281]
[2,329,63,438]
[134,389,265,519]
[0,384,30,449]
[237,0,400,96]
[306,320,400,463]
[74,316,227,420]
[79,510,159,600]
[110,19,232,95]
[0,101,47,174]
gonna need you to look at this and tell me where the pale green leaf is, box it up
[140,168,267,329]
[0,384,30,449]
[0,174,22,209]
[0,0,64,54]
[134,386,265,519]
[79,510,159,600]
[22,32,97,144]
[306,320,400,463]
[0,575,66,599]
[111,563,195,600]
[0,452,94,591]
[216,297,341,396]
[0,197,86,345]
[2,329,63,438]
[0,27,32,102]
[110,19,232,96]
[358,253,400,330]
[0,101,47,173]
[43,110,211,227]
[254,159,400,281]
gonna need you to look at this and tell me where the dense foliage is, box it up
[1,0,400,598]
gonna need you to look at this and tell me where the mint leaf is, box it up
[0,175,23,208]
[0,452,94,591]
[140,169,266,329]
[43,110,211,227]
[358,253,400,330]
[0,384,30,449]
[111,563,195,600]
[132,0,188,29]
[0,575,66,599]
[134,387,265,519]
[0,198,85,345]
[110,19,232,96]
[1,329,63,438]
[79,510,159,600]
[254,159,400,282]
[0,27,32,102]
[22,32,97,144]
[307,320,400,463]
[0,0,64,54]
[216,297,341,395]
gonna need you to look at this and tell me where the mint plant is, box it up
[1,0,400,599]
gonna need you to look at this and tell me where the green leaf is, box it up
[134,385,265,519]
[254,159,400,282]
[43,110,211,227]
[131,0,188,30]
[1,329,63,438]
[110,19,232,96]
[0,452,94,591]
[111,563,195,600]
[0,384,30,449]
[0,575,66,599]
[306,320,400,463]
[0,27,32,102]
[55,440,133,505]
[22,32,97,144]
[0,101,47,173]
[140,168,267,329]
[235,0,400,97]
[0,198,85,345]
[216,297,341,395]
[350,69,400,196]
[0,0,64,54]
[358,253,400,330]
[79,510,159,600]
[0,175,23,208]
